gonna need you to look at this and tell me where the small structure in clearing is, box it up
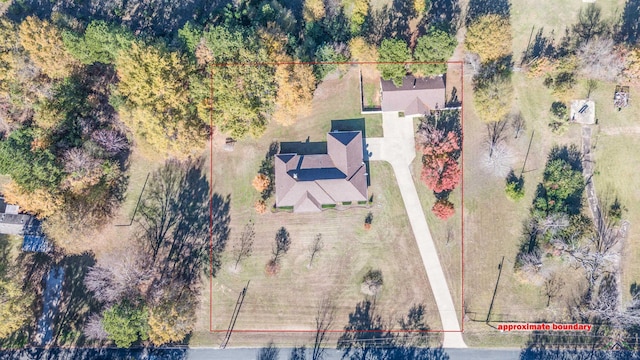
[0,196,50,252]
[380,75,446,116]
[570,100,596,125]
[614,85,630,110]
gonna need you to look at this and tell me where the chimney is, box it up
[413,78,417,88]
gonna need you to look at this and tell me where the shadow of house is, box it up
[275,130,368,213]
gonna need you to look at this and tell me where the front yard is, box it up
[192,67,441,347]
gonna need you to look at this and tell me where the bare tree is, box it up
[480,142,513,177]
[577,37,625,81]
[510,112,526,139]
[312,296,335,360]
[84,246,150,304]
[308,233,323,268]
[83,313,108,341]
[415,121,444,150]
[63,148,100,175]
[485,118,508,158]
[543,272,565,307]
[233,221,255,269]
[91,129,129,155]
[520,250,543,272]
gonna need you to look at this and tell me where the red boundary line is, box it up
[209,60,465,335]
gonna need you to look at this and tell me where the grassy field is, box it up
[457,0,639,347]
[510,0,626,61]
[461,69,587,347]
[590,82,640,305]
[192,67,441,347]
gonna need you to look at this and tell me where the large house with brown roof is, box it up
[275,131,368,213]
[380,75,446,116]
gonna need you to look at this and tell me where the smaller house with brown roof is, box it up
[275,131,368,213]
[380,75,446,116]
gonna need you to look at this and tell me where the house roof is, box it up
[275,131,367,212]
[0,196,34,235]
[381,75,446,115]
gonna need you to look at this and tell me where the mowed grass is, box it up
[510,0,626,60]
[192,67,442,346]
[591,84,640,304]
[461,68,587,346]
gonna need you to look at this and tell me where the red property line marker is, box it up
[209,61,465,334]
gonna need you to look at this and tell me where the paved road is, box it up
[4,347,638,360]
[366,112,466,348]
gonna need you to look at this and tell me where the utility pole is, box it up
[220,280,250,349]
[521,130,534,177]
[486,256,505,324]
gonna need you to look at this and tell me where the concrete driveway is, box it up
[366,112,466,348]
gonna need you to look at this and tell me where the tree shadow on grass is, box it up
[52,252,100,347]
[465,0,511,25]
[522,28,558,63]
[548,144,583,173]
[428,0,462,34]
[137,157,230,291]
[337,300,448,360]
[365,2,412,45]
[619,0,640,45]
[161,158,230,283]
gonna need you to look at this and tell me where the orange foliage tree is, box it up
[254,200,267,214]
[2,180,63,218]
[252,174,270,192]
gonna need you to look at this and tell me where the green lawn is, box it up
[511,0,626,61]
[193,68,441,347]
[590,81,640,304]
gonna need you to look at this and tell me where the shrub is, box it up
[432,198,455,220]
[255,200,267,214]
[550,101,568,119]
[252,174,270,192]
[361,269,383,295]
[505,171,525,201]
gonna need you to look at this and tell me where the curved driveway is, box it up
[366,112,466,348]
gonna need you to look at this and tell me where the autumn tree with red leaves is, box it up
[420,130,461,193]
[432,199,455,220]
[417,112,462,222]
[421,157,461,193]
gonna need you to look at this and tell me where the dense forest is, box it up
[0,0,459,347]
